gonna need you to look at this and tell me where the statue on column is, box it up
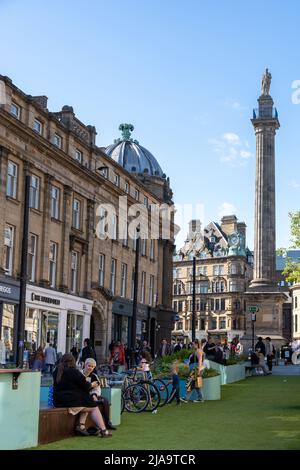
[261,68,272,96]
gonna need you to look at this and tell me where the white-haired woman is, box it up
[82,358,116,431]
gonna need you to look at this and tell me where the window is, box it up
[71,251,78,293]
[178,300,183,312]
[99,166,108,179]
[149,275,154,306]
[28,234,37,282]
[200,282,209,293]
[114,174,120,187]
[110,259,116,295]
[121,263,127,298]
[72,199,81,230]
[221,299,225,310]
[201,319,205,330]
[213,265,224,275]
[29,175,40,210]
[7,161,18,199]
[51,186,60,219]
[230,263,238,275]
[200,300,207,311]
[99,254,105,287]
[173,283,182,296]
[53,133,62,148]
[211,318,217,329]
[49,242,57,288]
[141,238,147,256]
[198,266,207,275]
[150,239,155,260]
[140,272,146,303]
[134,189,139,201]
[111,214,117,240]
[295,315,298,333]
[229,280,238,292]
[144,196,149,208]
[124,223,129,247]
[99,207,106,238]
[75,149,83,163]
[11,102,20,118]
[33,118,42,134]
[210,236,216,243]
[4,225,14,275]
[220,318,226,329]
[215,299,220,311]
[295,297,298,309]
[124,182,129,194]
[173,301,177,311]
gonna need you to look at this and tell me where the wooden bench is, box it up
[38,405,104,445]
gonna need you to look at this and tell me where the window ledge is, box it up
[30,207,42,216]
[51,217,62,224]
[6,196,20,205]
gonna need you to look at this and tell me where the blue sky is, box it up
[1,0,300,250]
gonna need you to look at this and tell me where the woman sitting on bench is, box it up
[53,353,112,437]
[81,358,116,431]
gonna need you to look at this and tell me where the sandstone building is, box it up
[0,75,174,363]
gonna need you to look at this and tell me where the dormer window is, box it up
[134,189,139,201]
[33,118,43,135]
[11,102,20,119]
[54,133,62,148]
[124,182,129,194]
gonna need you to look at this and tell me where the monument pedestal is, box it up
[242,290,288,351]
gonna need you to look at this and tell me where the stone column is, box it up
[0,146,9,274]
[40,174,54,286]
[59,185,72,292]
[249,94,279,291]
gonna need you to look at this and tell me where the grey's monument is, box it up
[244,70,287,345]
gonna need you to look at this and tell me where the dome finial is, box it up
[119,123,134,141]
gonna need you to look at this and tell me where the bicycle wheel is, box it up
[140,381,161,412]
[97,364,112,375]
[154,379,169,407]
[123,384,149,413]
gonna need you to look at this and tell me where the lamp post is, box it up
[16,173,31,368]
[130,226,140,366]
[192,256,196,341]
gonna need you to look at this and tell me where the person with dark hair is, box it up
[32,346,45,371]
[53,354,112,437]
[265,337,275,372]
[109,340,125,372]
[156,339,171,358]
[203,337,216,361]
[79,338,97,367]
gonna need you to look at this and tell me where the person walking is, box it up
[183,339,205,403]
[32,346,45,371]
[156,339,171,358]
[44,343,57,374]
[79,338,97,367]
[255,337,270,375]
[109,340,126,372]
[265,337,275,373]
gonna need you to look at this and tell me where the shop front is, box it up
[25,285,93,354]
[112,297,157,350]
[0,278,20,364]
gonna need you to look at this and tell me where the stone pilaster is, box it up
[84,198,95,296]
[59,185,72,292]
[39,174,54,286]
[0,146,9,274]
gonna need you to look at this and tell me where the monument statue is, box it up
[261,68,272,96]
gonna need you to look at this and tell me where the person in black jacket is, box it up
[80,338,97,366]
[255,337,266,356]
[53,353,112,437]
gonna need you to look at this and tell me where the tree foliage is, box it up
[277,211,300,283]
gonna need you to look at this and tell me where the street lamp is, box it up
[16,173,31,368]
[192,256,196,341]
[130,226,140,367]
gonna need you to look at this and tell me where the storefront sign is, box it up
[31,293,60,306]
[0,281,20,301]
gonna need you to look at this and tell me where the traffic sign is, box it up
[248,306,259,313]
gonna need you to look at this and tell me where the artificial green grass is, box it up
[36,376,300,450]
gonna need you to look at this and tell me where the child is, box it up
[138,351,153,380]
[168,364,187,405]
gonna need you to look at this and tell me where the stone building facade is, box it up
[172,216,253,342]
[0,75,175,363]
[290,284,300,341]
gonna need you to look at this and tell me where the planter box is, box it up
[208,361,245,385]
[161,376,221,400]
[0,370,40,449]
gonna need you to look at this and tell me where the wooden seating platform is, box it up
[38,406,102,445]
